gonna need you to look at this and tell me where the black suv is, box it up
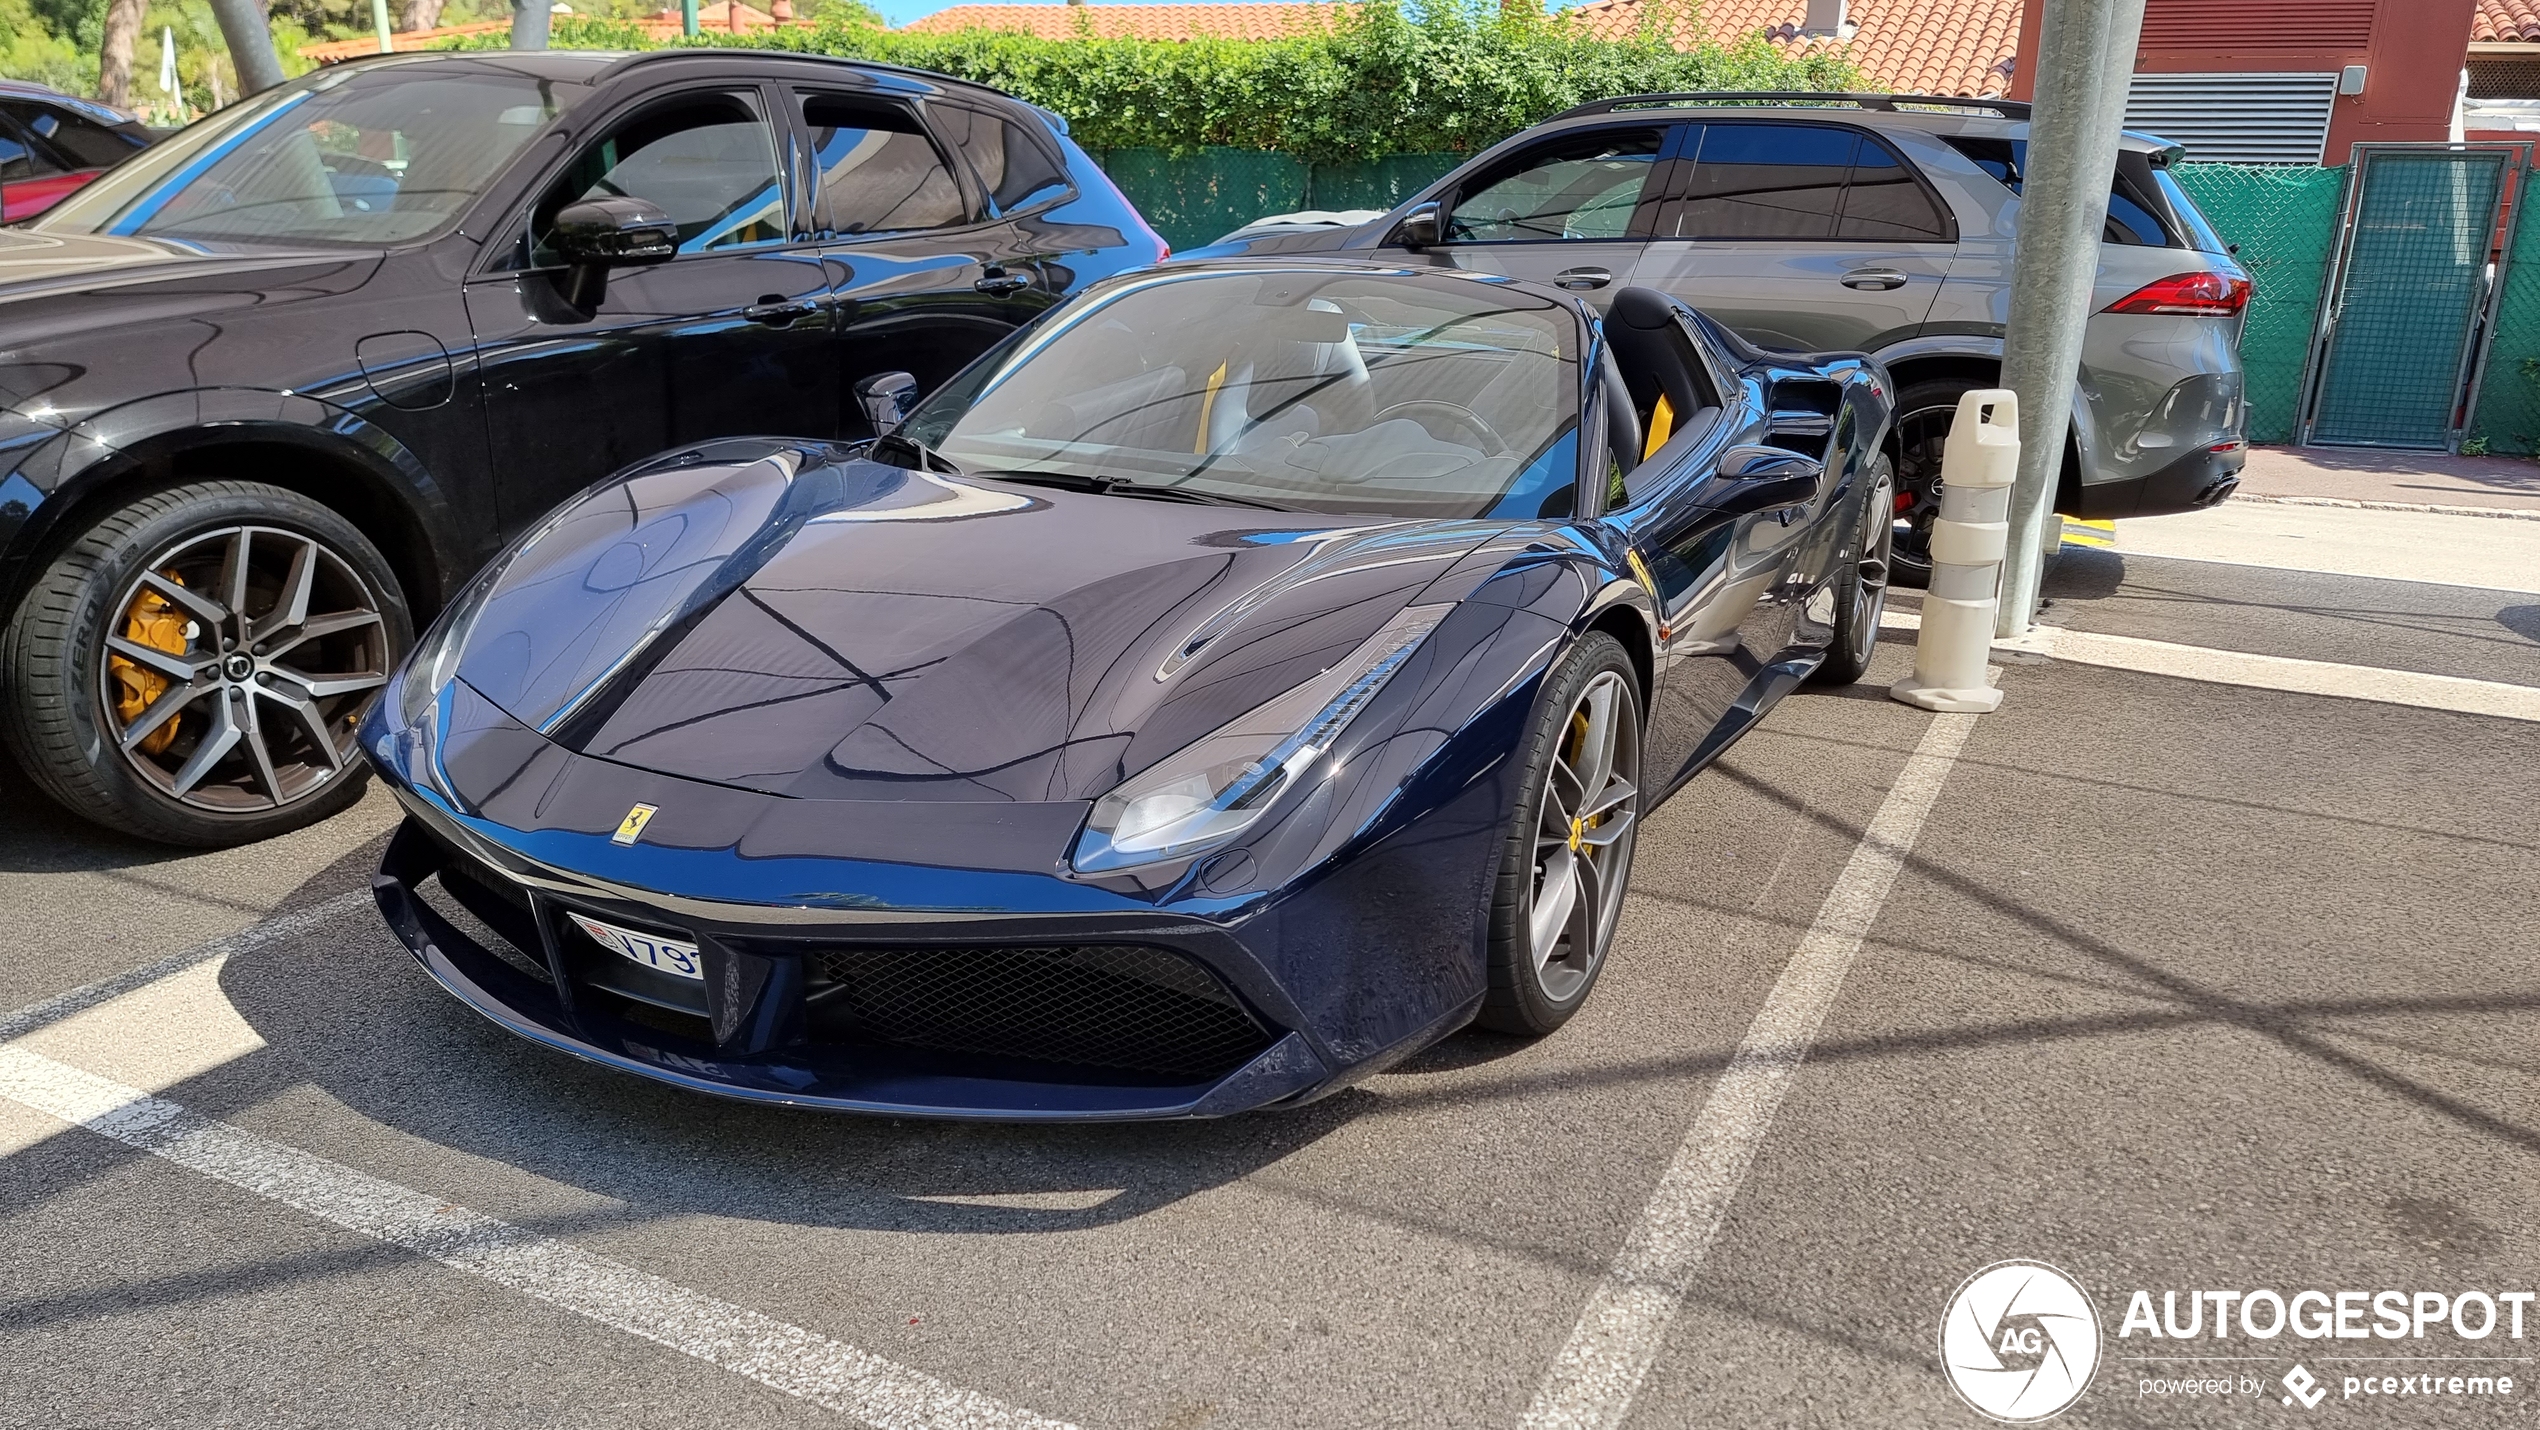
[0,51,1166,846]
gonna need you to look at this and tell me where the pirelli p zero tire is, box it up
[1886,378,1971,589]
[0,480,413,847]
[1810,455,1895,688]
[1477,631,1643,1038]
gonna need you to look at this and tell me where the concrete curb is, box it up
[2229,492,2540,522]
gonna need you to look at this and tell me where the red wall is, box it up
[2008,0,2475,160]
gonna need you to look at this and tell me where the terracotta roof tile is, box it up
[2474,0,2540,42]
[1566,0,2023,97]
[301,3,783,62]
[902,3,1353,40]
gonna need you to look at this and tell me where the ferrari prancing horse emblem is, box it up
[613,803,658,846]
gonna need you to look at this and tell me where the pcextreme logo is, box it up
[1940,1260,2104,1422]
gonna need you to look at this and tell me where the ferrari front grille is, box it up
[802,943,1272,1080]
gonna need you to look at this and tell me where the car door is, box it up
[1631,121,1955,352]
[1390,123,1679,307]
[464,84,839,529]
[1605,325,1808,790]
[793,88,1042,432]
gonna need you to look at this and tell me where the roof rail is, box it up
[1547,92,2031,123]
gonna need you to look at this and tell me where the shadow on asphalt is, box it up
[215,851,1367,1237]
[0,758,191,876]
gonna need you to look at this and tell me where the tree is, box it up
[97,0,144,107]
[401,0,444,27]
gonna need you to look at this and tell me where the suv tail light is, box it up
[2104,271,2249,317]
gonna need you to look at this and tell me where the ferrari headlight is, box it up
[1072,603,1452,874]
[396,565,496,730]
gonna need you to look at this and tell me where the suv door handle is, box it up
[1554,266,1612,290]
[974,267,1031,296]
[742,296,820,327]
[1840,267,1909,291]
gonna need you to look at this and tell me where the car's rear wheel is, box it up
[1886,378,1968,588]
[1811,456,1895,686]
[1477,632,1642,1036]
[0,480,411,847]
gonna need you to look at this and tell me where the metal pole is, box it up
[511,0,551,48]
[373,0,394,52]
[683,0,700,37]
[1993,0,2148,637]
[204,0,285,93]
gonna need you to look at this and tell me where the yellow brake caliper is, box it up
[1567,709,1599,852]
[109,571,192,756]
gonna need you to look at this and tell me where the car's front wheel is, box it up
[1,480,412,847]
[1887,378,1969,588]
[1477,632,1643,1036]
[1811,455,1896,686]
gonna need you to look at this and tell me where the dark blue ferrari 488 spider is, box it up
[362,260,1896,1120]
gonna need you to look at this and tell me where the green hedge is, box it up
[451,2,1856,164]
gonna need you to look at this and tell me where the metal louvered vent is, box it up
[2124,73,2339,165]
[804,944,1274,1079]
[2139,0,2373,48]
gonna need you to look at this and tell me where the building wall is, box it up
[2008,0,2474,159]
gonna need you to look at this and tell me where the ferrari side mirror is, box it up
[854,370,920,436]
[1388,201,1443,251]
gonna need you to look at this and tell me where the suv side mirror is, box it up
[1387,201,1442,251]
[854,370,920,436]
[550,196,678,310]
[552,196,679,266]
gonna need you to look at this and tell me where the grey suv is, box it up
[1190,93,2250,579]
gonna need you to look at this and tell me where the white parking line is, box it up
[1522,710,1981,1430]
[0,919,1081,1430]
[1880,611,2540,723]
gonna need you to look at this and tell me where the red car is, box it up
[0,82,155,223]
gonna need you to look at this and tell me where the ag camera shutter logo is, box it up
[1940,1260,2103,1422]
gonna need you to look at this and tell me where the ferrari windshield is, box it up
[905,269,1584,519]
[32,58,600,245]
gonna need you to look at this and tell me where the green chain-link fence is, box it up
[1099,152,2352,446]
[1094,148,1465,253]
[2167,163,2345,445]
[2469,176,2540,455]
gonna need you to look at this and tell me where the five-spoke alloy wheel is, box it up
[1481,631,1642,1035]
[2,481,411,846]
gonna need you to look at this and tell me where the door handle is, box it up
[1554,266,1613,290]
[1840,268,1909,291]
[974,267,1031,296]
[741,295,820,327]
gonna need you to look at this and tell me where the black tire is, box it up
[1811,455,1896,687]
[0,480,413,847]
[1476,631,1643,1037]
[1885,377,1974,589]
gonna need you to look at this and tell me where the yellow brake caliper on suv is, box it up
[109,572,192,756]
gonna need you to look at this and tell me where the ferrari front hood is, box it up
[451,441,1499,803]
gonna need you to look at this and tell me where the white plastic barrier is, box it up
[1891,389,2019,713]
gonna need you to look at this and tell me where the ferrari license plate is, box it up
[570,912,703,981]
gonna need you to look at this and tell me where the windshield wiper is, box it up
[982,470,1292,511]
[870,431,962,474]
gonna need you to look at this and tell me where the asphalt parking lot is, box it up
[3,503,2535,1429]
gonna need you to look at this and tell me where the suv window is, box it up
[1657,122,1951,241]
[1447,127,1667,242]
[1942,136,2177,247]
[5,103,141,169]
[800,94,965,235]
[928,104,1070,214]
[537,91,785,261]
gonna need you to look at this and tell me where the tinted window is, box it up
[802,94,964,234]
[1942,136,2177,247]
[1448,127,1665,242]
[540,93,784,259]
[1839,136,1950,240]
[7,104,142,168]
[931,104,1070,213]
[35,69,572,244]
[0,124,38,182]
[1663,123,1853,239]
